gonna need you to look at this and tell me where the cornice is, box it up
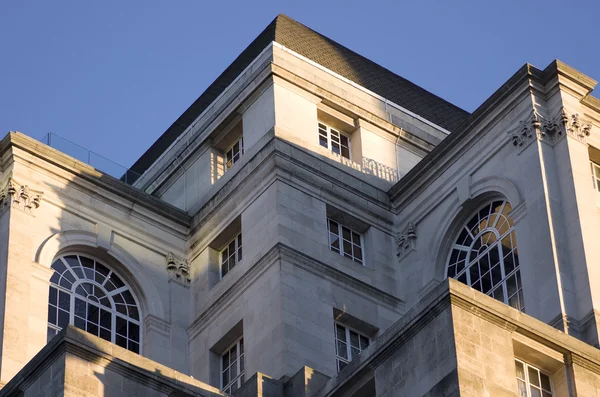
[187,243,404,340]
[188,136,394,243]
[0,326,221,397]
[388,64,536,208]
[0,132,191,228]
[316,279,600,397]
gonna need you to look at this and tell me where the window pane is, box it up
[341,146,350,159]
[540,373,551,391]
[48,306,57,325]
[337,341,348,359]
[57,309,69,328]
[331,142,340,154]
[515,360,525,379]
[336,324,346,340]
[350,331,359,348]
[360,335,369,349]
[528,366,540,387]
[222,368,230,387]
[74,316,85,331]
[529,387,541,397]
[319,135,328,148]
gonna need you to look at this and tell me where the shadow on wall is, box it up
[0,144,191,387]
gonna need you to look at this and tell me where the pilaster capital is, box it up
[508,107,593,152]
[396,221,417,262]
[0,177,44,216]
[165,252,190,285]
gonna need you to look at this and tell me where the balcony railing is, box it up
[39,133,141,185]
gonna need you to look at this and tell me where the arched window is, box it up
[47,254,141,353]
[446,200,524,311]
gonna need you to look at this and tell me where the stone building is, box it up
[1,13,600,397]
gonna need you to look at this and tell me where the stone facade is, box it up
[2,13,600,397]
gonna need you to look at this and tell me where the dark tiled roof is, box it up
[130,14,469,178]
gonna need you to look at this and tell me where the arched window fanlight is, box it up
[446,200,524,311]
[47,254,141,353]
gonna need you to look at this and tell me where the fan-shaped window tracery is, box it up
[446,200,524,311]
[47,254,141,353]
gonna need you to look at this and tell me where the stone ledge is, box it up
[313,278,600,397]
[0,325,222,397]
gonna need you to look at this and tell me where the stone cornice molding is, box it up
[187,243,404,340]
[188,136,395,251]
[0,326,221,397]
[0,176,43,215]
[314,279,600,397]
[0,132,190,228]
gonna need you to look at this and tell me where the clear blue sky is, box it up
[1,0,598,169]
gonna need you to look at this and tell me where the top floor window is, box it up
[47,254,141,353]
[446,200,524,311]
[319,123,351,159]
[226,137,244,171]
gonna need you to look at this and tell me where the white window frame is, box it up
[514,359,554,397]
[221,337,245,394]
[591,161,600,192]
[318,123,351,160]
[220,233,242,279]
[445,200,524,311]
[327,218,364,265]
[47,254,142,354]
[334,322,370,372]
[225,136,244,171]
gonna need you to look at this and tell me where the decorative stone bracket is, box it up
[0,178,43,215]
[166,252,190,284]
[396,222,416,262]
[509,108,593,152]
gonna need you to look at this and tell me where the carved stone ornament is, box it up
[509,108,594,151]
[166,252,190,284]
[0,178,43,215]
[565,111,592,142]
[509,110,540,149]
[396,222,416,262]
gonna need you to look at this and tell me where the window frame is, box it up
[591,161,600,192]
[219,233,243,279]
[514,359,554,397]
[225,136,244,171]
[445,200,524,311]
[327,218,364,265]
[220,337,245,394]
[318,122,351,160]
[47,254,142,354]
[334,322,370,372]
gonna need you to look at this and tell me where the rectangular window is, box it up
[334,323,369,372]
[220,234,242,278]
[515,359,553,397]
[225,137,244,170]
[221,337,245,394]
[319,123,351,159]
[591,161,600,192]
[328,219,363,265]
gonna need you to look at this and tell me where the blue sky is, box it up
[1,0,598,169]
